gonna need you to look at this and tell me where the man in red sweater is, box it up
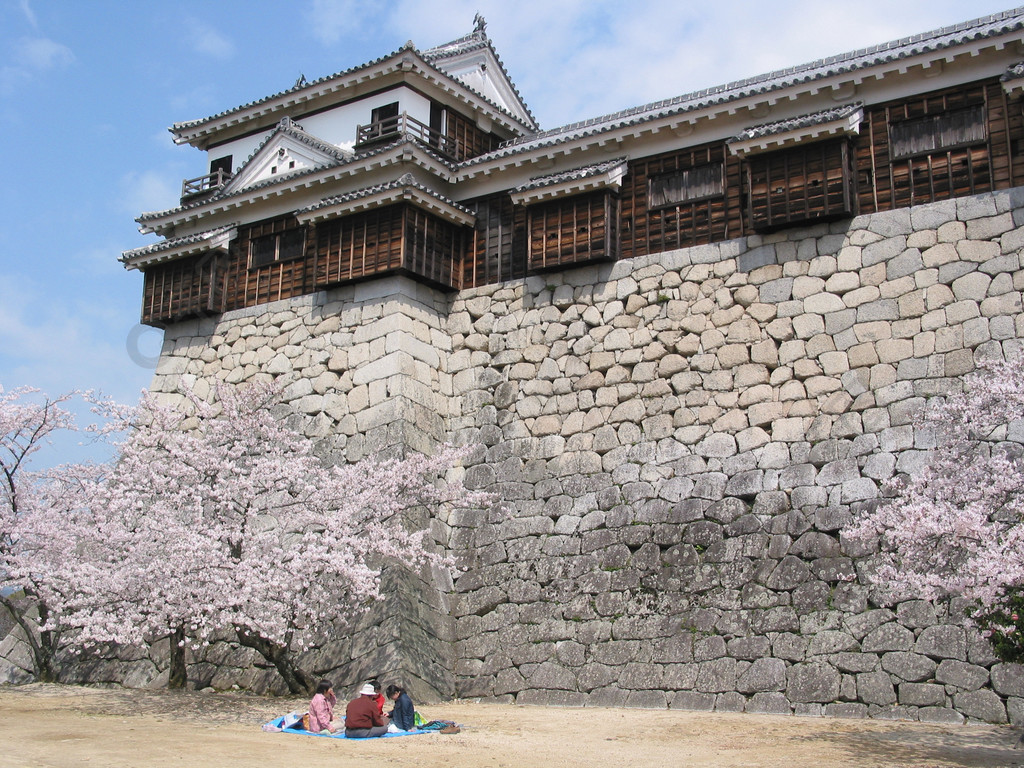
[345,683,388,738]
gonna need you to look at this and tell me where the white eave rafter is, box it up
[727,104,865,157]
[456,19,1021,181]
[137,140,457,236]
[171,48,532,149]
[171,58,406,147]
[297,174,475,228]
[120,226,236,271]
[510,159,628,206]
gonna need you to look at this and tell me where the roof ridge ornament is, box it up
[473,13,486,37]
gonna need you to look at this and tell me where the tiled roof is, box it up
[1002,60,1024,81]
[172,28,535,140]
[253,116,351,162]
[140,9,1023,238]
[464,7,1024,166]
[731,103,863,143]
[511,157,628,194]
[421,19,538,130]
[137,136,458,224]
[214,116,352,197]
[298,172,473,218]
[172,44,415,133]
[120,225,235,262]
[422,30,489,60]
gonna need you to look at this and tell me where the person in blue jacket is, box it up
[385,683,416,732]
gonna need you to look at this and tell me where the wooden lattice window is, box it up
[649,163,724,209]
[141,252,223,327]
[250,228,305,268]
[889,104,987,160]
[527,190,618,271]
[746,138,855,231]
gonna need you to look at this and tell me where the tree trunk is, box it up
[34,603,58,683]
[0,593,58,682]
[167,627,187,689]
[234,627,315,695]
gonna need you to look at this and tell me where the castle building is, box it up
[117,11,1024,719]
[124,11,1024,325]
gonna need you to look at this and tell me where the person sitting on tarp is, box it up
[385,684,416,732]
[308,679,341,734]
[368,678,386,717]
[345,683,388,738]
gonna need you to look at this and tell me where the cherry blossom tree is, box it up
[845,357,1024,657]
[0,387,103,681]
[44,383,488,693]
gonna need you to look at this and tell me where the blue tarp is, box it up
[264,715,430,739]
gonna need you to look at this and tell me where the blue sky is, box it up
[0,0,1013,463]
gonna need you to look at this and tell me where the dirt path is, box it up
[0,684,1022,768]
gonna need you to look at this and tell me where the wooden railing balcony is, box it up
[180,168,233,202]
[355,112,456,158]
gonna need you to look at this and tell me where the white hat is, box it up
[359,683,376,696]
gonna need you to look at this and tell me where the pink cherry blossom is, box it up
[5,382,491,692]
[845,357,1024,617]
[0,386,106,681]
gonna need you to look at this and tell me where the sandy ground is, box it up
[1,684,1023,768]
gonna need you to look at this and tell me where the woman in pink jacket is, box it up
[308,679,341,733]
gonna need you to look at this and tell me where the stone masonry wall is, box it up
[440,189,1024,724]
[7,187,1024,721]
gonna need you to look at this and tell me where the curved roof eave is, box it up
[137,137,458,235]
[422,31,539,131]
[170,46,535,148]
[456,7,1024,174]
[296,172,475,226]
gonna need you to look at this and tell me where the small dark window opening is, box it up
[889,104,987,160]
[209,155,232,177]
[366,102,400,142]
[371,101,400,125]
[649,163,724,209]
[250,228,305,268]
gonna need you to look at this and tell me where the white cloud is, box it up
[18,0,37,28]
[119,169,181,215]
[304,0,378,46]
[14,36,74,71]
[68,241,129,278]
[169,83,219,115]
[375,0,1011,129]
[0,36,73,95]
[0,272,153,404]
[185,18,235,59]
[0,65,27,94]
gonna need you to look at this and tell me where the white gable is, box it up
[423,20,536,130]
[435,46,533,129]
[221,121,350,195]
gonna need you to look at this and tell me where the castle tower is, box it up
[116,12,1024,720]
